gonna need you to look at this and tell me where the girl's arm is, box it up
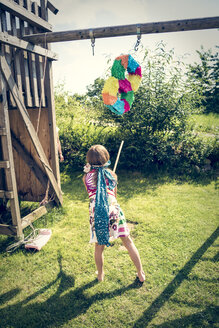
[114,185,117,198]
[108,169,118,197]
[82,175,87,190]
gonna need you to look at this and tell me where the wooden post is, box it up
[0,47,23,238]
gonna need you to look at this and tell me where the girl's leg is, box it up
[95,243,105,281]
[120,236,145,282]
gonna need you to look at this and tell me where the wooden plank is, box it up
[19,19,33,108]
[0,8,16,108]
[23,16,219,44]
[26,0,31,12]
[29,108,50,200]
[0,127,6,135]
[11,130,48,190]
[21,205,47,229]
[0,190,14,198]
[23,49,33,107]
[40,0,48,21]
[47,1,59,15]
[28,50,40,107]
[10,14,24,104]
[0,53,23,237]
[0,0,53,31]
[45,60,60,186]
[26,16,39,108]
[9,108,49,201]
[31,1,40,17]
[35,55,46,107]
[0,32,58,59]
[0,224,17,236]
[0,55,63,206]
[0,160,10,168]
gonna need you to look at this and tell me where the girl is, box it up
[83,144,145,283]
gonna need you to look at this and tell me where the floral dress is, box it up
[85,169,129,243]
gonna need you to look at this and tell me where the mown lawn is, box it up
[189,113,219,135]
[0,171,218,328]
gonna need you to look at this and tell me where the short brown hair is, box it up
[86,145,110,166]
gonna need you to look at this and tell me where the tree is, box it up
[187,47,219,113]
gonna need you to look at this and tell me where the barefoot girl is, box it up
[83,144,145,283]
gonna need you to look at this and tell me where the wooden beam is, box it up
[47,1,59,15]
[0,190,14,199]
[0,55,63,206]
[21,205,47,229]
[0,160,10,168]
[0,59,23,237]
[0,0,53,31]
[0,127,7,135]
[23,16,219,44]
[45,61,61,187]
[0,32,58,60]
[0,224,17,236]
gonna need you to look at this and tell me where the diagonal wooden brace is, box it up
[0,55,63,206]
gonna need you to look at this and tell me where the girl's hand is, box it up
[83,163,91,173]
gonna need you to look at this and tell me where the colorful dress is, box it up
[85,169,129,243]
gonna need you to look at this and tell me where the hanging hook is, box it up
[89,30,95,56]
[134,24,141,51]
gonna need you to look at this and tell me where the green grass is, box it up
[189,113,219,134]
[0,171,218,328]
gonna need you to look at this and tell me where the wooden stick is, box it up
[113,141,124,173]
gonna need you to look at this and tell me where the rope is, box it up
[6,223,40,253]
[36,32,48,135]
[35,33,55,206]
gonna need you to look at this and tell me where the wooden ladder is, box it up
[0,80,23,239]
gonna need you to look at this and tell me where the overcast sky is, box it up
[48,0,219,94]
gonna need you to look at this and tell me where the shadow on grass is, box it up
[133,226,219,328]
[0,251,143,328]
[153,305,218,327]
[0,229,218,327]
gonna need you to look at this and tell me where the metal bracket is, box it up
[134,24,141,51]
[89,30,95,56]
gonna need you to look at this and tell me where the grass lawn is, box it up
[189,113,219,135]
[0,170,218,328]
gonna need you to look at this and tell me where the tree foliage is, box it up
[187,47,219,113]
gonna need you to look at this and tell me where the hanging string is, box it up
[134,25,141,51]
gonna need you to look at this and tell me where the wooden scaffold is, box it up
[0,0,218,240]
[0,0,62,239]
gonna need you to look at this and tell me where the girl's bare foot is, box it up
[137,271,145,283]
[96,271,104,282]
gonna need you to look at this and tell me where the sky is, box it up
[48,0,219,95]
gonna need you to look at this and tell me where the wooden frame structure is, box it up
[0,1,218,240]
[0,0,62,238]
